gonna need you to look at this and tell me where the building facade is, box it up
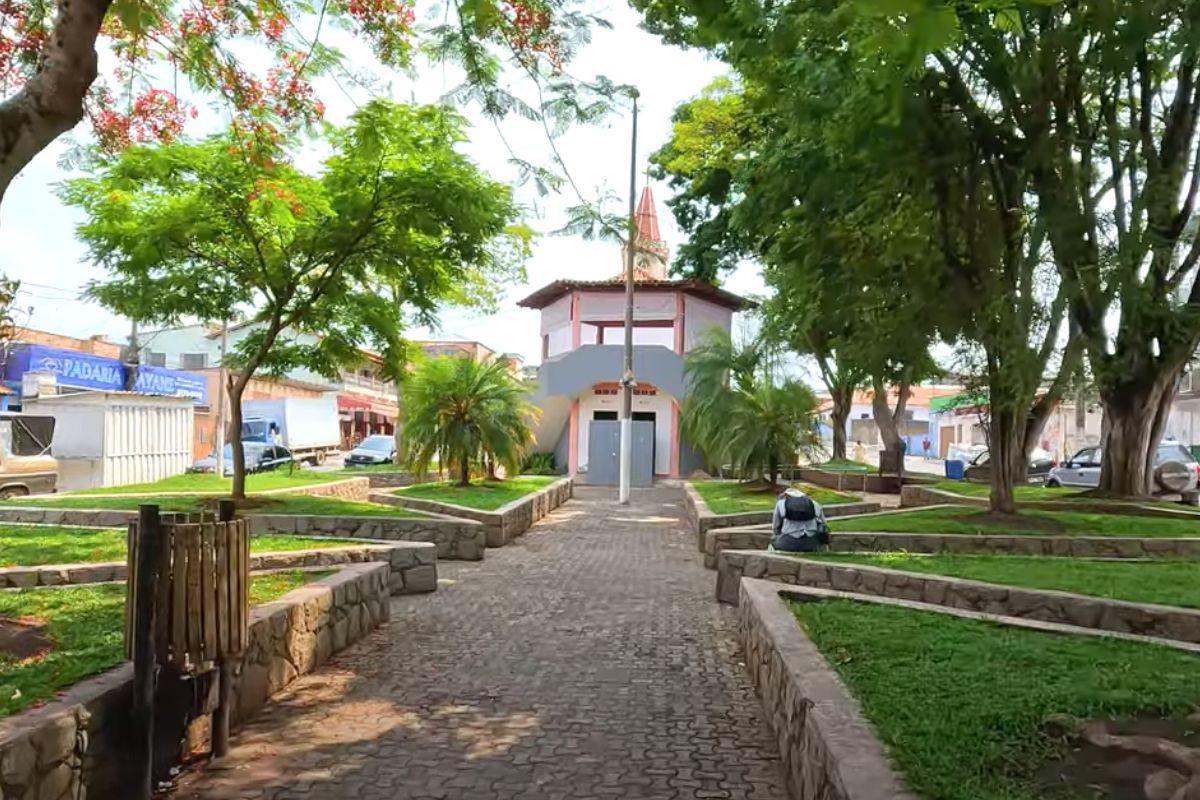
[518,187,752,479]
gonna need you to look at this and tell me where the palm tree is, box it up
[404,355,539,486]
[682,329,820,486]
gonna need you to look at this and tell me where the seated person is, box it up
[769,487,829,553]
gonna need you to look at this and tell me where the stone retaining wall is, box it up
[738,577,916,800]
[719,551,1200,645]
[0,540,438,594]
[899,484,1200,519]
[797,468,901,495]
[248,513,486,560]
[703,525,772,569]
[348,471,415,489]
[831,530,1200,559]
[0,507,137,526]
[0,562,389,800]
[282,476,370,501]
[373,477,572,547]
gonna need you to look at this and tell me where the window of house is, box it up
[147,352,167,367]
[180,353,208,370]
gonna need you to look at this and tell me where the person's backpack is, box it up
[782,493,817,522]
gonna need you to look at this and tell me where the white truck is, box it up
[241,396,340,465]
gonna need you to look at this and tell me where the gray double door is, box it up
[587,416,655,487]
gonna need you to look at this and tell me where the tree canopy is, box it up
[62,98,527,496]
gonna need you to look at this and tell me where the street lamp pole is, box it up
[619,89,639,505]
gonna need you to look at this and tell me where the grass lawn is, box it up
[813,552,1200,609]
[67,469,338,495]
[930,480,1081,501]
[829,505,1200,538]
[395,475,558,511]
[4,494,426,518]
[690,480,860,515]
[792,599,1200,800]
[0,526,363,568]
[812,459,872,473]
[0,570,330,718]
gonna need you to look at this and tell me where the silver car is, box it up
[1047,441,1199,493]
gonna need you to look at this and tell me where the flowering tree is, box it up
[0,0,600,205]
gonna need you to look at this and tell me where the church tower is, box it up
[622,186,670,280]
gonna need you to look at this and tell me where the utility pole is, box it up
[619,89,639,505]
[124,318,140,392]
[215,320,229,476]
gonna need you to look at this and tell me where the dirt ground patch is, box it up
[0,616,53,662]
[1039,714,1200,799]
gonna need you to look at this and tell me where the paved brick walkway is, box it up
[175,486,789,800]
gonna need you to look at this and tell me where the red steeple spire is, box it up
[634,185,661,243]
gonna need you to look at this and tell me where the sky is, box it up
[0,2,768,366]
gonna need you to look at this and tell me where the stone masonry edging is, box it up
[248,514,486,561]
[718,550,1200,645]
[738,577,916,800]
[684,483,882,552]
[0,562,389,800]
[23,476,373,504]
[831,530,1200,559]
[0,541,437,595]
[900,484,1200,519]
[371,477,573,548]
[0,506,486,561]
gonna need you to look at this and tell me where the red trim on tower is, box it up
[570,290,581,349]
[673,290,685,354]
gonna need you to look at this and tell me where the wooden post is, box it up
[212,499,236,760]
[131,504,163,800]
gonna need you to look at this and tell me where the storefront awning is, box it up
[337,394,397,419]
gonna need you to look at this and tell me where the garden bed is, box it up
[716,550,1200,643]
[0,571,329,719]
[690,479,860,514]
[377,476,572,547]
[60,470,339,495]
[0,562,389,799]
[0,525,363,568]
[392,476,559,510]
[790,596,1200,800]
[0,493,426,518]
[684,481,880,550]
[739,577,1200,800]
[831,505,1200,538]
[902,483,1200,518]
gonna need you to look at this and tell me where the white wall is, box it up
[577,390,674,475]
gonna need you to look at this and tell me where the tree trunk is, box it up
[988,406,1023,514]
[768,453,780,490]
[0,0,112,205]
[227,373,249,500]
[1100,372,1177,496]
[392,380,405,467]
[829,388,851,461]
[458,454,470,487]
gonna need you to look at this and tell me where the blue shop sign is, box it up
[5,344,208,404]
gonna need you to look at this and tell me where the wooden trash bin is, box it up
[124,509,250,673]
[124,501,249,799]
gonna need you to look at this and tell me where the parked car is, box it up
[1047,441,1200,493]
[343,434,397,467]
[0,413,57,498]
[962,447,1055,484]
[192,442,297,476]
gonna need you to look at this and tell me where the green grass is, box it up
[4,494,426,518]
[690,480,861,515]
[0,570,330,718]
[930,480,1082,500]
[0,526,362,568]
[395,475,558,511]
[813,552,1200,609]
[829,505,1200,538]
[792,599,1200,800]
[813,459,872,473]
[68,470,338,495]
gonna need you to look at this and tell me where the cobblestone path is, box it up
[175,486,789,799]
